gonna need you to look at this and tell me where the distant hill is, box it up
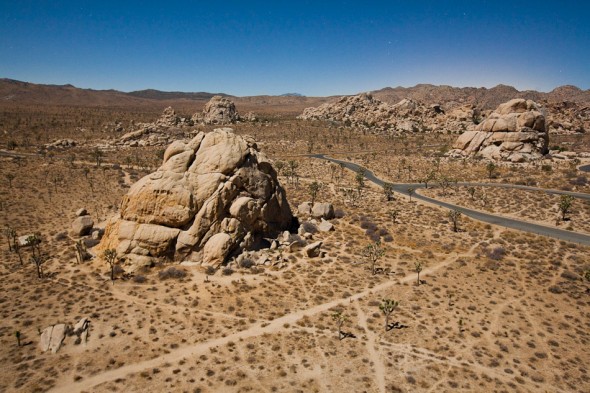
[1,78,588,113]
[127,89,232,101]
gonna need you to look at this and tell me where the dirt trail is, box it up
[355,302,386,393]
[49,253,459,393]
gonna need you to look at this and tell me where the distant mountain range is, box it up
[1,78,588,111]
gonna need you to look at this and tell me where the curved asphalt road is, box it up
[311,154,590,246]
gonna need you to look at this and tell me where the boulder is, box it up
[39,324,68,354]
[98,129,293,271]
[203,233,232,267]
[75,208,88,217]
[202,96,238,125]
[72,216,94,236]
[297,202,312,216]
[318,220,335,232]
[304,241,323,258]
[73,318,89,335]
[448,99,548,162]
[311,203,335,219]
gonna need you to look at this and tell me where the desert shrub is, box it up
[541,164,552,172]
[548,285,563,294]
[560,270,579,281]
[377,228,390,237]
[205,266,216,275]
[239,258,255,269]
[570,176,587,186]
[158,267,187,280]
[132,275,147,284]
[334,208,346,218]
[486,246,505,260]
[383,234,394,243]
[367,232,381,242]
[222,267,234,276]
[301,221,317,234]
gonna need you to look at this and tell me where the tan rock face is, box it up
[448,99,548,162]
[98,128,293,270]
[202,96,238,124]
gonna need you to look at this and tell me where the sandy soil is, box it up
[1,110,589,393]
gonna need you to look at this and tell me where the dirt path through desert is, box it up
[49,252,462,392]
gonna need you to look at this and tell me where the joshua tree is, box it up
[388,209,400,224]
[448,209,461,232]
[422,171,436,189]
[14,240,23,265]
[363,241,385,275]
[4,225,16,252]
[355,168,366,196]
[91,147,104,167]
[15,331,21,347]
[25,234,41,258]
[438,176,451,196]
[467,186,476,200]
[331,311,348,340]
[308,181,322,205]
[558,195,574,221]
[74,240,87,264]
[486,162,496,179]
[287,160,299,186]
[274,160,285,177]
[382,182,395,201]
[415,262,423,285]
[379,299,399,331]
[6,173,15,188]
[407,188,415,202]
[103,249,118,283]
[30,253,46,279]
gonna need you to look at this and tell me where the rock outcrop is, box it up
[448,99,549,162]
[118,107,192,147]
[71,215,94,236]
[298,93,447,133]
[202,96,238,125]
[99,128,293,270]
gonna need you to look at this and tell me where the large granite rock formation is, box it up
[298,93,446,133]
[98,128,293,270]
[202,96,238,125]
[448,99,549,162]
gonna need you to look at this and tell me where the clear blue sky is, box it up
[1,1,589,96]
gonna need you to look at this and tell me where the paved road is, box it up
[311,154,590,246]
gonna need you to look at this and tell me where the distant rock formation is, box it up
[297,93,466,133]
[202,96,239,124]
[118,106,191,147]
[448,99,549,162]
[99,128,293,270]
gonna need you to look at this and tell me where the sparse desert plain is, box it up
[1,81,590,393]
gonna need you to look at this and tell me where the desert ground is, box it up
[1,98,590,393]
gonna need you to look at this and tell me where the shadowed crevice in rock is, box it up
[98,128,293,271]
